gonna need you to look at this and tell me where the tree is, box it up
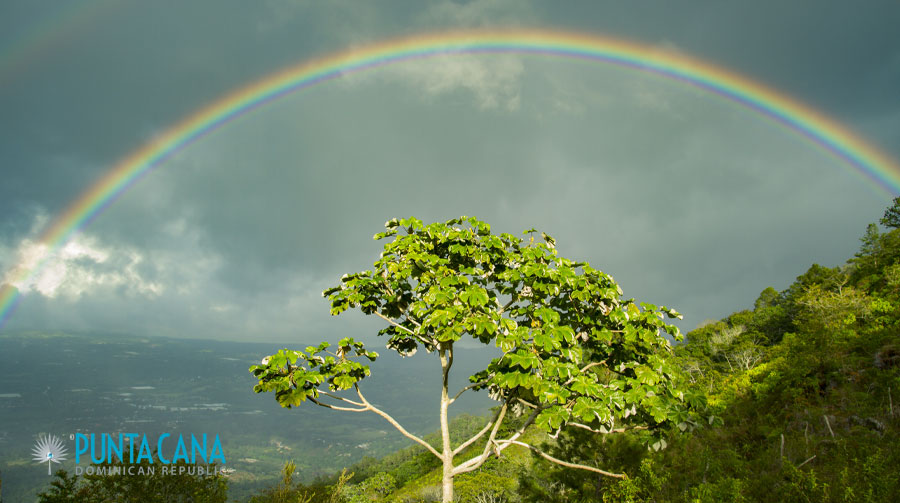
[251,216,699,503]
[35,470,89,503]
[247,461,313,503]
[880,196,900,228]
[247,461,350,503]
[850,223,883,283]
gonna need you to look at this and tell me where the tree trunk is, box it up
[439,343,454,503]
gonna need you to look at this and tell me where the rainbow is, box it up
[2,29,899,327]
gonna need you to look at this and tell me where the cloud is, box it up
[395,0,536,110]
[323,0,535,111]
[385,54,524,110]
[2,231,162,300]
[2,0,896,344]
[537,44,698,118]
[334,49,525,111]
[0,206,363,342]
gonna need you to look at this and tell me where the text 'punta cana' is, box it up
[74,433,226,465]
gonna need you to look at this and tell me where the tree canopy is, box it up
[251,216,700,502]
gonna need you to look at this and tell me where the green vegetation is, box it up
[252,217,699,502]
[245,461,349,503]
[879,196,900,228]
[34,201,900,502]
[250,204,898,502]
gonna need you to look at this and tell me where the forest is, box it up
[30,199,900,502]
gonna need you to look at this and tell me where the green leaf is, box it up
[333,375,356,390]
[634,366,659,385]
[506,350,539,370]
[461,286,489,307]
[535,307,560,324]
[537,407,569,430]
[552,325,576,345]
[533,331,557,352]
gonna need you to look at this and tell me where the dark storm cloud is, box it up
[140,57,884,333]
[532,1,900,134]
[0,0,897,340]
[0,0,377,241]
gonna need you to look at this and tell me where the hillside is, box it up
[283,202,900,502]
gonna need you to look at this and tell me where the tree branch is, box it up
[516,398,538,409]
[497,297,517,315]
[567,422,648,434]
[375,311,416,335]
[453,403,506,455]
[353,385,442,459]
[796,454,817,468]
[375,309,436,348]
[450,380,488,404]
[580,361,606,372]
[447,344,454,377]
[500,440,626,479]
[318,391,365,408]
[453,403,542,475]
[562,361,606,387]
[308,397,367,413]
[453,402,510,475]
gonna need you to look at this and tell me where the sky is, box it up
[0,0,898,345]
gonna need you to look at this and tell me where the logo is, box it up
[32,434,69,475]
[29,431,227,477]
[73,433,226,466]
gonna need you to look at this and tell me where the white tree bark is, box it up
[306,336,629,501]
[439,343,454,503]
